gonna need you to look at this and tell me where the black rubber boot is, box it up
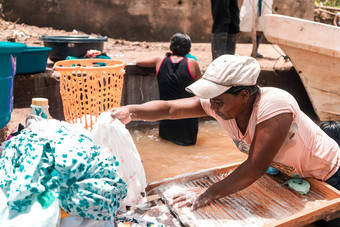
[211,32,228,60]
[226,33,239,55]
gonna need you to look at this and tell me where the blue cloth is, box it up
[185,53,198,60]
[259,0,262,16]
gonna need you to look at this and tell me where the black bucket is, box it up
[39,35,108,62]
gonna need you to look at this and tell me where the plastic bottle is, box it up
[31,98,49,119]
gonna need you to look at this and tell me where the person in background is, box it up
[333,12,340,27]
[111,55,340,213]
[315,121,340,226]
[320,121,340,146]
[135,33,202,146]
[320,121,340,190]
[210,0,240,60]
[239,0,273,58]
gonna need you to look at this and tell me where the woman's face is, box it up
[210,92,245,120]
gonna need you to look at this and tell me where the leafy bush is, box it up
[319,0,340,7]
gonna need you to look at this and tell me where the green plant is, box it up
[319,0,340,7]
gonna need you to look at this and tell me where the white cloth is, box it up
[0,189,60,227]
[91,112,147,209]
[60,215,115,227]
[240,0,273,32]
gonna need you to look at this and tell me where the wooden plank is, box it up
[251,0,257,58]
[146,161,243,194]
[263,14,340,121]
[156,165,340,226]
[307,177,340,199]
[320,5,340,12]
[318,8,337,16]
[265,198,340,226]
[324,210,340,222]
[157,188,190,227]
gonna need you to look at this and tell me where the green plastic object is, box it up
[16,46,52,74]
[37,191,56,209]
[267,166,280,175]
[288,178,310,195]
[0,41,27,129]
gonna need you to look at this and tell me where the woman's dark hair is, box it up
[225,85,259,96]
[320,121,340,145]
[168,33,191,57]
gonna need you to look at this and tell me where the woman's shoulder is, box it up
[259,87,298,107]
[186,56,200,67]
[260,87,295,100]
[256,87,300,119]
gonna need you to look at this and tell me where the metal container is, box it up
[39,35,108,62]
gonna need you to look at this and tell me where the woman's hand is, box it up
[170,187,213,210]
[110,107,132,124]
[192,191,214,210]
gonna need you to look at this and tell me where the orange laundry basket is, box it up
[53,59,125,130]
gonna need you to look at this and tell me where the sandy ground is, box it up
[0,17,292,73]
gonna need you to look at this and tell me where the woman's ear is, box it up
[169,46,173,55]
[239,89,250,102]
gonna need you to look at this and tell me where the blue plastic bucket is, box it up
[16,46,52,74]
[0,41,27,129]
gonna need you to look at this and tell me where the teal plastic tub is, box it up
[0,41,27,129]
[16,46,52,74]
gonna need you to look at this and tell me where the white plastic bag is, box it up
[91,112,147,209]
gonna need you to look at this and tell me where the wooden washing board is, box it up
[147,161,340,226]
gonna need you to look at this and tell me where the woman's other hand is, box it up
[110,107,131,124]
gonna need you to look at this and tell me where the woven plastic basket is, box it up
[54,59,125,130]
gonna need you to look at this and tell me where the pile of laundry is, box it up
[0,113,147,226]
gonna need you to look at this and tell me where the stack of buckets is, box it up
[0,41,26,129]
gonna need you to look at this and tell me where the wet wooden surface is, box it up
[154,163,340,227]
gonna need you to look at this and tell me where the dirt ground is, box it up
[0,17,291,72]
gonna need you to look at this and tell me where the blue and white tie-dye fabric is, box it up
[0,119,127,221]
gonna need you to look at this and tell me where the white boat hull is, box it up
[264,14,340,121]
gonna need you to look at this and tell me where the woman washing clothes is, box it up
[110,55,340,225]
[135,32,202,146]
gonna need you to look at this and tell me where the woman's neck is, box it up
[236,94,257,134]
[170,55,184,63]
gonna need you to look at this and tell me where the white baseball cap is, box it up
[186,55,260,99]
